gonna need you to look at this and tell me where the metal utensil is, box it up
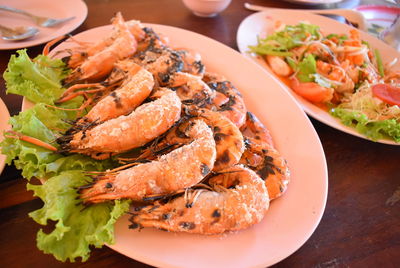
[379,15,400,51]
[244,2,367,31]
[0,24,39,41]
[0,5,75,27]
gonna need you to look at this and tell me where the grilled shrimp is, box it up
[203,72,247,128]
[125,20,146,41]
[82,61,154,123]
[240,112,274,147]
[133,27,185,86]
[170,72,215,106]
[239,137,290,200]
[65,20,145,69]
[134,28,206,85]
[193,108,244,170]
[142,108,244,171]
[136,27,169,53]
[80,119,217,203]
[133,46,184,86]
[176,48,205,77]
[129,165,269,234]
[65,13,138,84]
[55,60,151,118]
[57,88,181,159]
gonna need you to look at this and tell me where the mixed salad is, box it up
[249,22,400,142]
[1,50,131,262]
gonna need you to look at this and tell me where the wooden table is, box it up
[0,0,399,267]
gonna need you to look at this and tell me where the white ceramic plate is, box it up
[0,98,11,174]
[23,24,328,267]
[237,10,400,145]
[0,0,87,50]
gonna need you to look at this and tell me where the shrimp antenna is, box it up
[42,35,68,56]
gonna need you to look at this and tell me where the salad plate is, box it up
[0,0,87,50]
[21,23,328,267]
[236,10,400,145]
[0,98,10,174]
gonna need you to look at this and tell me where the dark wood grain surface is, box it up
[0,0,399,267]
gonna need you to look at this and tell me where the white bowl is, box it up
[182,0,232,17]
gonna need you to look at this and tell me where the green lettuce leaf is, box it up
[297,54,317,82]
[330,108,400,142]
[3,49,69,104]
[249,22,321,56]
[28,171,131,262]
[295,55,332,88]
[285,56,298,71]
[1,103,112,179]
[1,49,129,263]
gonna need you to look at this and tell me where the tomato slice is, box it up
[372,84,400,106]
[290,77,333,103]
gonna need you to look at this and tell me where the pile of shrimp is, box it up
[34,13,291,235]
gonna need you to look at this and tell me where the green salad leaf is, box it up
[249,22,321,56]
[3,49,69,105]
[330,82,400,142]
[1,51,128,262]
[28,171,131,262]
[330,108,400,142]
[1,103,113,180]
[297,54,317,82]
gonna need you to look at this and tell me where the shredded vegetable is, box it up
[374,49,385,77]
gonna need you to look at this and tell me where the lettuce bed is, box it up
[1,50,130,262]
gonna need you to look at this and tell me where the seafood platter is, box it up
[2,12,327,267]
